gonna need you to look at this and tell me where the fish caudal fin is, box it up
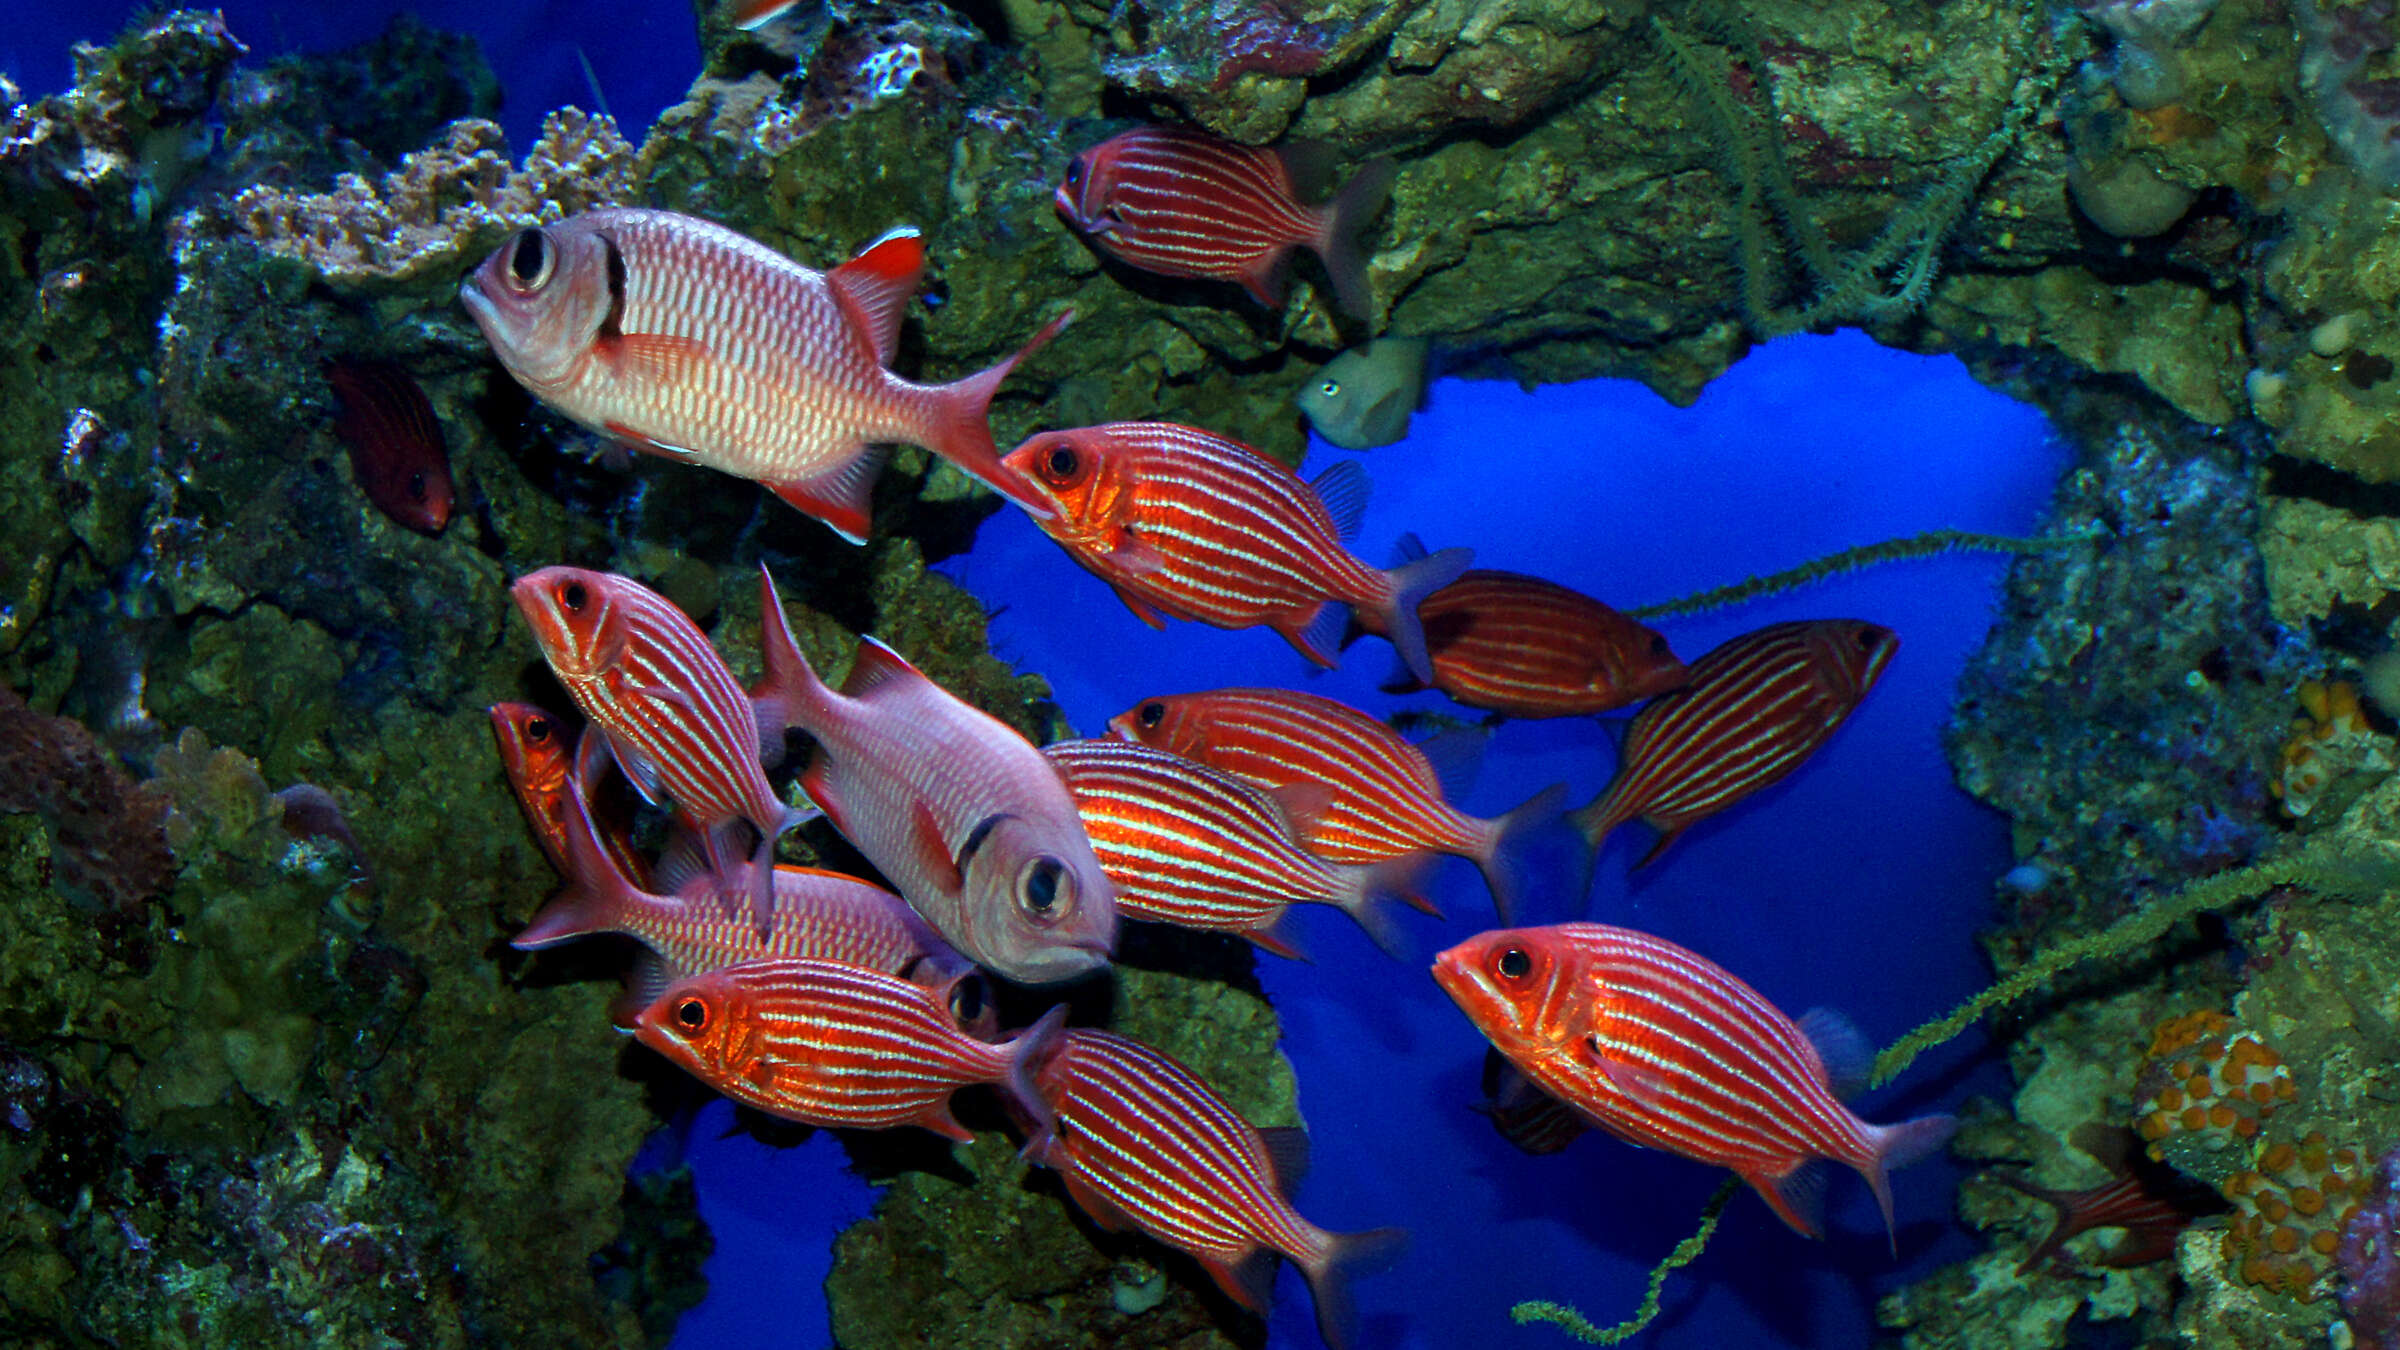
[1329,851,1439,958]
[1311,157,1398,319]
[1473,782,1569,923]
[1297,1225,1408,1350]
[919,309,1074,517]
[1863,1112,1960,1254]
[999,1004,1071,1156]
[1372,544,1473,688]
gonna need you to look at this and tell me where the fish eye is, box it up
[407,470,428,503]
[949,975,987,1024]
[524,715,552,742]
[1857,628,1881,649]
[1136,701,1165,729]
[1044,443,1079,480]
[1064,159,1084,189]
[1319,379,1341,397]
[1019,856,1069,920]
[1495,947,1533,981]
[559,580,588,612]
[507,228,552,292]
[673,997,710,1032]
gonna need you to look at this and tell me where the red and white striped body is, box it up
[487,702,652,888]
[1361,566,1690,718]
[1433,923,1953,1240]
[633,956,1062,1141]
[1572,619,1898,865]
[461,208,1064,541]
[1042,737,1425,955]
[1055,128,1332,306]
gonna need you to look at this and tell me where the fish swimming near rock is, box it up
[326,358,454,535]
[1042,737,1435,958]
[1294,337,1429,450]
[459,207,1069,542]
[1012,1028,1406,1349]
[1110,686,1565,921]
[515,759,988,1032]
[752,567,1117,984]
[510,566,813,923]
[1571,618,1898,868]
[1000,421,1470,685]
[487,701,652,889]
[1432,923,1956,1247]
[1054,126,1396,318]
[1354,537,1691,719]
[634,956,1066,1143]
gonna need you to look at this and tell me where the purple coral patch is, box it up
[2341,1146,2400,1350]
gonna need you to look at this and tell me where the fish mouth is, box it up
[1428,947,1484,1009]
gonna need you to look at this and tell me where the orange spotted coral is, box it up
[2132,1010,2295,1186]
[2220,1132,2366,1300]
[2270,680,2394,819]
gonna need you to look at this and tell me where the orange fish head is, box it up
[488,702,572,794]
[1002,429,1131,543]
[460,219,614,389]
[1807,620,1901,702]
[1432,928,1583,1056]
[510,566,629,681]
[635,972,755,1081]
[1105,691,1208,753]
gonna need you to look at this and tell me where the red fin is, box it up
[729,0,799,27]
[913,1099,975,1144]
[767,446,890,544]
[918,309,1073,517]
[1203,1248,1281,1314]
[1060,1169,1138,1233]
[1111,585,1170,630]
[828,226,925,367]
[1582,1037,1673,1110]
[1235,247,1296,310]
[1103,527,1169,578]
[911,796,962,892]
[801,757,854,840]
[598,333,711,384]
[1750,1161,1829,1239]
[840,635,924,699]
[1244,922,1309,961]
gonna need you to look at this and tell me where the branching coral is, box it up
[1625,527,2106,621]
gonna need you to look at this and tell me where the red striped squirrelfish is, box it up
[326,359,455,536]
[1432,924,1955,1245]
[1000,422,1470,686]
[488,702,653,889]
[1055,126,1395,317]
[1353,537,1691,718]
[1109,687,1563,920]
[511,566,813,921]
[460,208,1069,542]
[1015,1029,1405,1349]
[635,956,1065,1143]
[1041,737,1435,958]
[513,756,988,1033]
[1570,619,1898,868]
[752,568,1117,984]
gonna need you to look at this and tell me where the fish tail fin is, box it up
[1372,544,1473,688]
[1474,782,1569,923]
[999,1004,1070,1154]
[921,309,1074,517]
[514,775,644,949]
[1298,1225,1408,1350]
[1313,157,1397,319]
[1330,851,1440,956]
[1865,1112,1960,1256]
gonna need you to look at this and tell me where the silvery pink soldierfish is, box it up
[460,207,1069,542]
[751,567,1117,984]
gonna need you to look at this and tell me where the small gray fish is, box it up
[1294,337,1430,450]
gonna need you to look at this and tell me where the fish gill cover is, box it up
[1,3,2399,1350]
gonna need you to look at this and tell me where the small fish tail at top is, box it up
[1367,543,1472,687]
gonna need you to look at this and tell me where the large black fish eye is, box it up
[950,975,987,1024]
[1496,947,1532,980]
[1136,701,1165,729]
[559,580,588,612]
[508,228,550,289]
[1064,159,1084,189]
[407,470,429,503]
[1045,444,1079,479]
[674,997,709,1031]
[1021,857,1067,917]
[524,715,552,742]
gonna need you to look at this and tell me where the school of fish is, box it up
[455,81,1956,1347]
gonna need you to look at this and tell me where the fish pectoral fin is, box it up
[767,447,891,544]
[909,796,964,892]
[1262,779,1336,832]
[1583,1038,1673,1110]
[1102,527,1169,578]
[1109,585,1171,630]
[1059,1170,1139,1235]
[606,734,669,807]
[827,227,926,368]
[627,683,701,717]
[598,333,712,384]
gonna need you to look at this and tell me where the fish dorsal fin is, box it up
[1413,725,1486,802]
[841,635,927,700]
[911,796,964,892]
[1308,459,1371,544]
[1389,531,1427,566]
[613,950,689,1030]
[1798,1007,1873,1101]
[768,445,891,544]
[1274,140,1341,203]
[651,827,710,896]
[1258,1125,1311,1198]
[1264,779,1337,832]
[828,226,925,368]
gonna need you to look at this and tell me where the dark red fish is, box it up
[635,956,1065,1142]
[1001,422,1470,685]
[1017,1029,1404,1348]
[327,359,455,535]
[488,702,652,889]
[1355,537,1691,718]
[1055,126,1395,317]
[1433,923,1955,1245]
[1109,686,1563,920]
[1042,737,1433,958]
[1570,619,1897,868]
[1990,1125,2225,1274]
